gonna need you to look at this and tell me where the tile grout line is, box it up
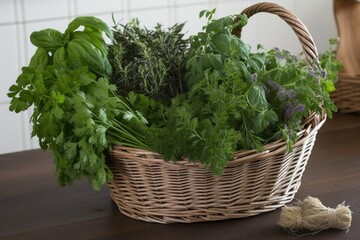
[0,101,10,105]
[126,0,131,22]
[168,0,172,26]
[73,0,78,18]
[171,0,177,25]
[13,0,28,151]
[67,0,73,21]
[0,0,242,27]
[21,0,33,150]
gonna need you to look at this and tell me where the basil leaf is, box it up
[67,39,112,77]
[53,47,70,70]
[29,48,50,69]
[30,29,65,51]
[212,33,232,55]
[208,53,223,70]
[248,54,266,73]
[70,31,107,55]
[252,110,278,133]
[206,16,233,33]
[66,16,113,40]
[246,85,268,109]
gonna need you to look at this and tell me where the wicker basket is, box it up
[331,73,360,113]
[106,2,327,224]
[331,0,360,113]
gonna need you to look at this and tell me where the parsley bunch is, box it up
[8,17,150,190]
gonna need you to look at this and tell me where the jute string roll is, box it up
[278,196,352,232]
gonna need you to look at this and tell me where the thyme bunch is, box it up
[109,19,189,104]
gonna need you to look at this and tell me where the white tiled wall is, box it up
[0,0,336,154]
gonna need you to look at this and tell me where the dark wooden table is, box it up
[1,113,359,240]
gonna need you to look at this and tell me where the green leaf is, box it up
[135,110,148,124]
[66,16,113,40]
[67,39,112,77]
[237,61,251,81]
[39,115,60,137]
[253,110,278,133]
[70,31,107,55]
[95,125,107,146]
[52,106,64,119]
[325,79,336,93]
[98,108,107,123]
[199,10,207,18]
[206,16,233,33]
[63,142,78,159]
[9,97,31,112]
[53,47,70,70]
[233,14,248,29]
[246,85,268,109]
[29,48,50,69]
[211,33,233,55]
[73,127,89,137]
[123,111,135,121]
[248,54,266,72]
[30,29,65,51]
[90,167,107,191]
[51,91,65,103]
[7,84,21,98]
[208,53,223,70]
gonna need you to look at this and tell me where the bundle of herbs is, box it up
[109,19,189,104]
[146,10,338,174]
[8,11,340,191]
[8,17,150,190]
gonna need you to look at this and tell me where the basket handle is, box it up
[233,2,319,64]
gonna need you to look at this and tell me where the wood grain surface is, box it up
[1,113,359,240]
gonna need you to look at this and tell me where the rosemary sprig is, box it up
[109,19,189,104]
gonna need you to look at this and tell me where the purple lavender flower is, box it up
[295,104,305,113]
[267,80,281,91]
[284,103,305,119]
[307,68,318,78]
[277,88,287,101]
[307,67,327,80]
[321,70,327,79]
[267,80,296,100]
[285,89,296,99]
[273,47,284,59]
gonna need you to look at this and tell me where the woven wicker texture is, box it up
[331,74,360,113]
[331,0,360,113]
[107,2,326,224]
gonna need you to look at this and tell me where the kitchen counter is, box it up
[1,113,359,240]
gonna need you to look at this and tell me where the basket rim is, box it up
[110,111,326,169]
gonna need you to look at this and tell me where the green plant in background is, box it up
[318,38,343,85]
[8,17,150,190]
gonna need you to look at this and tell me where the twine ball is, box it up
[278,196,352,232]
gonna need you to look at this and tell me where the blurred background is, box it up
[0,0,337,154]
